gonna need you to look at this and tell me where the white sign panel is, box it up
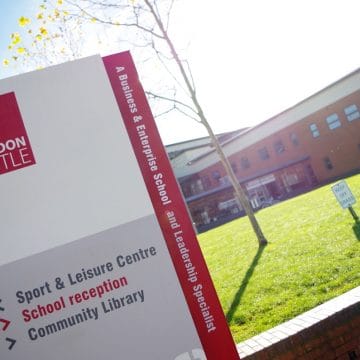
[0,52,239,359]
[331,180,356,209]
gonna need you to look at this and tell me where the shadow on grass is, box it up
[353,220,360,240]
[226,245,266,322]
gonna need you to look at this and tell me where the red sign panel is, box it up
[103,52,240,360]
[0,92,36,175]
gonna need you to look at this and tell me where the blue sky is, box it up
[1,1,360,144]
[0,0,39,78]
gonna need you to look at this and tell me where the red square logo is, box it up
[0,92,36,175]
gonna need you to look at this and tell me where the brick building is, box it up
[166,69,360,232]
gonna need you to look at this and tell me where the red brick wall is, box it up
[244,302,360,360]
[197,91,360,189]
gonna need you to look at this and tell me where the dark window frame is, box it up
[258,147,270,160]
[212,170,221,180]
[274,140,285,154]
[290,132,299,146]
[323,156,333,170]
[240,157,250,170]
[231,162,238,173]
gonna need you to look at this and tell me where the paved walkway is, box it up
[236,286,360,358]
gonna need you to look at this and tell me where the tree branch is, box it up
[152,104,175,118]
[165,0,176,31]
[146,90,199,117]
[173,105,202,123]
[66,0,165,39]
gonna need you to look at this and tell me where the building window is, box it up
[258,147,270,160]
[212,170,221,180]
[190,179,204,195]
[219,176,230,186]
[231,162,238,173]
[309,123,320,138]
[326,113,341,130]
[323,157,333,170]
[240,157,250,169]
[201,175,211,190]
[274,140,285,154]
[181,184,191,197]
[290,132,299,146]
[344,104,360,122]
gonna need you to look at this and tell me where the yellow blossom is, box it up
[36,34,42,41]
[40,27,48,35]
[3,59,9,66]
[11,32,21,45]
[91,17,97,23]
[17,47,25,54]
[57,0,63,4]
[37,13,43,19]
[8,45,13,50]
[18,16,30,27]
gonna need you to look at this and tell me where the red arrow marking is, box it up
[0,318,10,331]
[6,338,16,350]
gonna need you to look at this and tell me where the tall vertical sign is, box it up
[0,52,239,359]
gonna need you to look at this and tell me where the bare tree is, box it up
[66,0,267,246]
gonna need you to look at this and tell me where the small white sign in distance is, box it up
[331,180,356,209]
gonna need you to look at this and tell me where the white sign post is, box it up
[331,180,358,221]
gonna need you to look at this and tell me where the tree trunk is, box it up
[145,0,267,246]
[201,119,268,246]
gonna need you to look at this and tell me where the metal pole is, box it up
[348,206,359,221]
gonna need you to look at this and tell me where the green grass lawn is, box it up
[198,174,360,344]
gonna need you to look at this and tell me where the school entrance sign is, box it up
[331,180,356,209]
[331,179,358,221]
[0,52,239,359]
